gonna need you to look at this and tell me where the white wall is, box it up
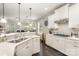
[38,17,49,33]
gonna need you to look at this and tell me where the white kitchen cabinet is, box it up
[16,39,32,56]
[74,41,79,56]
[64,38,79,56]
[48,4,68,29]
[51,36,59,49]
[55,4,68,20]
[52,36,65,53]
[46,34,79,56]
[56,37,65,53]
[64,39,75,56]
[32,37,40,54]
[46,34,58,49]
[46,34,53,47]
[46,34,65,54]
[69,4,79,28]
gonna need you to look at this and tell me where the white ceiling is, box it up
[0,3,64,21]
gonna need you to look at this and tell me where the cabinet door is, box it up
[53,36,65,53]
[32,37,40,54]
[16,42,29,56]
[46,34,54,47]
[46,35,65,53]
[22,39,33,56]
[73,41,79,56]
[65,39,75,56]
[52,36,59,49]
[16,39,32,56]
[57,37,65,53]
[16,44,30,56]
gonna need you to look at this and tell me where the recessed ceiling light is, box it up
[44,8,48,11]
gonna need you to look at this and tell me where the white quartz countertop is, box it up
[50,34,79,41]
[67,36,79,41]
[0,33,17,37]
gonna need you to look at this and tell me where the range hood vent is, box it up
[54,18,69,25]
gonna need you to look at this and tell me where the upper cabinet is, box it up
[55,4,69,20]
[48,4,69,28]
[69,4,79,28]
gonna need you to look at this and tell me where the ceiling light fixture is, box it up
[17,3,21,26]
[0,3,7,23]
[44,8,48,11]
[28,8,32,19]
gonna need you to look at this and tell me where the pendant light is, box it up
[17,3,21,26]
[29,8,33,26]
[28,8,32,19]
[29,8,32,18]
[0,3,7,23]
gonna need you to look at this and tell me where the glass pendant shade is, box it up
[0,18,7,23]
[17,22,21,26]
[17,3,21,26]
[0,3,7,23]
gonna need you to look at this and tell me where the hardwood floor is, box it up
[33,43,66,56]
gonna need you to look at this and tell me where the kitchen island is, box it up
[0,35,40,56]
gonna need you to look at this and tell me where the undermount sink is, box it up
[8,38,27,43]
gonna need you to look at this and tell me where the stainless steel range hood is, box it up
[54,18,69,25]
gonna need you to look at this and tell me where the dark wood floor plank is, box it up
[33,43,66,56]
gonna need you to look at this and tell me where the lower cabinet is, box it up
[74,41,79,56]
[16,39,33,56]
[46,34,79,56]
[65,39,79,56]
[46,34,65,54]
[15,37,40,56]
[64,39,75,56]
[56,37,65,53]
[46,34,53,47]
[32,37,40,54]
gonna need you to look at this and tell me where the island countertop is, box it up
[0,35,40,56]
